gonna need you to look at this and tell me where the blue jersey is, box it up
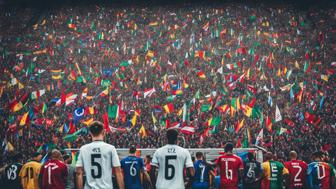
[192,160,210,189]
[121,156,144,189]
[307,161,336,189]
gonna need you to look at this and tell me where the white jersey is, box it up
[151,144,193,189]
[76,141,121,189]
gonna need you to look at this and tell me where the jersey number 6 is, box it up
[165,155,177,180]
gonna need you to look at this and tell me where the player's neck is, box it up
[92,136,104,141]
[129,153,136,156]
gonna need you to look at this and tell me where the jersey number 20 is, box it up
[165,155,177,180]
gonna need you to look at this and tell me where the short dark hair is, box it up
[89,121,104,136]
[196,152,203,159]
[167,129,178,144]
[247,152,255,161]
[129,145,136,154]
[224,142,234,152]
[32,152,42,158]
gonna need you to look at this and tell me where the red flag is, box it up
[68,121,75,134]
[284,118,295,127]
[61,92,66,104]
[265,116,272,132]
[103,113,111,132]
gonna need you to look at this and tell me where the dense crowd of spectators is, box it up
[0,2,335,166]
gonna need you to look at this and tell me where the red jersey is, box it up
[40,159,67,189]
[284,160,308,189]
[216,153,243,189]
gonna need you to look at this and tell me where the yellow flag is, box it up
[131,114,137,127]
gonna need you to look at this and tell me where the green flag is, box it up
[201,104,211,112]
[210,116,221,126]
[108,105,119,119]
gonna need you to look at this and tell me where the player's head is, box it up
[311,151,323,161]
[129,145,136,155]
[145,155,152,163]
[166,129,179,144]
[289,151,297,160]
[264,152,274,161]
[51,149,63,161]
[247,152,255,161]
[196,152,204,160]
[224,142,234,153]
[63,154,72,164]
[89,121,105,138]
[32,152,42,161]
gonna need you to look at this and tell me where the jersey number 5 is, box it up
[165,155,177,180]
[91,154,102,179]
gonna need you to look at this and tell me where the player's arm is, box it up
[150,165,158,189]
[282,167,290,189]
[209,169,215,189]
[255,163,263,182]
[76,167,84,189]
[114,166,125,189]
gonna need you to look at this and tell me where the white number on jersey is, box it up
[293,165,302,182]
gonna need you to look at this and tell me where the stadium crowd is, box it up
[0,1,336,170]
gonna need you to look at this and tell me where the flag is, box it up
[102,113,111,132]
[275,105,282,122]
[265,116,272,132]
[12,101,23,112]
[218,104,230,114]
[151,112,157,124]
[255,129,263,146]
[68,121,75,134]
[197,71,206,79]
[144,88,156,98]
[284,118,295,127]
[163,103,174,113]
[277,127,288,135]
[202,22,209,31]
[139,125,147,138]
[182,103,189,122]
[100,87,109,97]
[201,104,211,112]
[217,66,223,74]
[235,119,245,133]
[181,126,195,135]
[41,103,47,114]
[321,75,329,82]
[242,104,252,117]
[131,114,137,127]
[108,105,119,119]
[209,116,221,126]
[31,89,46,100]
[304,112,321,127]
[82,118,93,126]
[19,112,29,126]
[74,108,85,122]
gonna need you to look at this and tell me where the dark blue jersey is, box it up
[193,160,210,183]
[121,156,144,189]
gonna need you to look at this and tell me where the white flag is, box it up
[255,129,263,146]
[217,66,223,74]
[275,105,282,122]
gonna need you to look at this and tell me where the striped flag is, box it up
[275,105,282,122]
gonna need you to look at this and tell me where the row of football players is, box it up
[2,121,335,189]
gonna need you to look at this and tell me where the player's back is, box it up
[307,161,336,189]
[151,144,193,189]
[76,141,120,189]
[19,161,41,189]
[243,159,262,188]
[261,160,288,189]
[40,159,67,189]
[192,159,210,189]
[284,159,307,189]
[4,162,23,189]
[216,153,243,189]
[121,155,144,189]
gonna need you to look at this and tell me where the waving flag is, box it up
[255,129,264,146]
[275,105,282,122]
[235,119,245,133]
[163,103,174,113]
[74,108,85,122]
[144,88,156,98]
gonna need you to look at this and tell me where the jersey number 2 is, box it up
[91,154,102,179]
[165,155,177,180]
